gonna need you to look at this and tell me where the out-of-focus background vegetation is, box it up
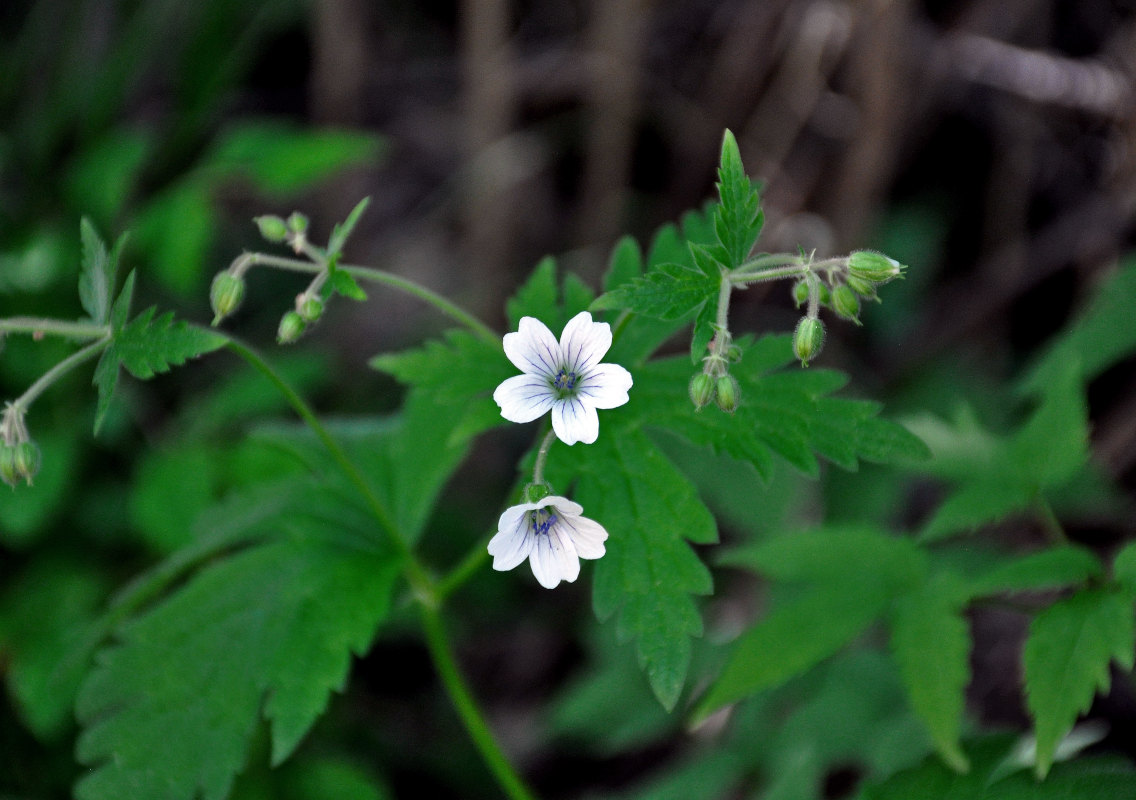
[2,1,1135,798]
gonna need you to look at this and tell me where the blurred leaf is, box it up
[1020,257,1136,394]
[888,581,971,772]
[206,121,383,197]
[0,428,81,547]
[131,179,216,295]
[280,757,391,800]
[506,256,558,329]
[78,219,126,325]
[966,546,1102,598]
[1023,587,1135,777]
[129,443,221,554]
[75,535,401,800]
[65,129,152,224]
[329,269,367,301]
[547,428,716,711]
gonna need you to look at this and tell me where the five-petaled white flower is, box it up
[488,495,609,589]
[493,311,633,445]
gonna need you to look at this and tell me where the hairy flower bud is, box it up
[0,444,18,488]
[845,274,877,298]
[689,373,715,409]
[791,279,809,308]
[831,284,861,324]
[299,295,324,323]
[254,215,288,243]
[286,212,310,234]
[793,317,825,367]
[14,441,40,485]
[210,272,245,325]
[714,375,739,413]
[848,251,904,284]
[277,311,307,344]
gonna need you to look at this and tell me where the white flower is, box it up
[493,311,633,445]
[488,495,609,589]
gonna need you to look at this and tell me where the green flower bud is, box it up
[793,317,825,367]
[689,373,715,409]
[791,279,809,308]
[848,250,904,284]
[254,215,289,243]
[523,482,552,503]
[0,444,18,488]
[831,284,861,324]
[210,272,245,325]
[15,440,40,485]
[287,212,310,234]
[817,282,831,307]
[277,311,307,344]
[714,375,739,413]
[299,296,324,323]
[845,274,878,298]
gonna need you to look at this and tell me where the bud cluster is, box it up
[1,403,39,487]
[690,330,742,413]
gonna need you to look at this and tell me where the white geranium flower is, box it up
[488,495,609,589]
[493,311,633,445]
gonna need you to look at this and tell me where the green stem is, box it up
[237,252,499,345]
[715,268,733,331]
[14,336,111,410]
[420,605,538,800]
[531,427,558,486]
[436,541,491,603]
[730,263,809,285]
[0,317,109,340]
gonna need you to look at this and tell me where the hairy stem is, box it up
[14,336,111,410]
[531,426,558,486]
[236,252,499,344]
[0,317,109,340]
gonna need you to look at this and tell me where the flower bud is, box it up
[793,317,825,367]
[848,251,904,284]
[831,284,861,324]
[845,274,878,298]
[210,272,245,325]
[0,444,18,488]
[714,375,739,413]
[689,373,715,409]
[286,212,309,234]
[15,441,40,485]
[277,311,307,344]
[791,279,809,308]
[816,282,831,307]
[299,295,324,323]
[254,215,289,243]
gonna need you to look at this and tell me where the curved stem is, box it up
[531,427,558,486]
[0,317,109,340]
[420,605,538,800]
[436,541,491,603]
[14,336,111,410]
[239,252,499,345]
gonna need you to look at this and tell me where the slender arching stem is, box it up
[12,336,111,410]
[0,317,109,340]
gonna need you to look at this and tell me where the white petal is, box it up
[493,375,555,423]
[559,512,608,560]
[488,514,533,571]
[551,396,599,446]
[503,317,561,378]
[529,523,580,588]
[558,311,612,374]
[577,363,633,410]
[539,495,583,516]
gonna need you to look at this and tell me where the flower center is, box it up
[552,368,578,392]
[530,508,557,536]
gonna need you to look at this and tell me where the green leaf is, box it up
[1020,257,1136,394]
[693,578,891,723]
[712,129,764,268]
[919,482,1035,543]
[206,121,384,197]
[327,197,370,259]
[1112,542,1136,596]
[110,269,135,331]
[111,307,227,380]
[91,348,121,437]
[507,256,559,328]
[888,582,971,772]
[1023,587,1135,777]
[966,545,1102,598]
[329,268,367,301]
[547,429,716,710]
[131,180,215,295]
[590,261,718,322]
[1008,360,1089,487]
[129,444,221,554]
[78,218,125,325]
[75,538,401,800]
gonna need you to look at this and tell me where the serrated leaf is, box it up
[1023,587,1135,777]
[75,537,401,800]
[712,129,764,268]
[1020,257,1136,394]
[888,582,971,772]
[967,546,1102,598]
[591,262,718,322]
[79,218,121,324]
[604,235,644,292]
[1112,542,1136,596]
[507,256,559,328]
[330,268,367,300]
[1008,361,1089,487]
[546,429,716,710]
[112,308,227,379]
[919,482,1035,543]
[693,578,891,722]
[327,197,371,259]
[91,348,121,437]
[110,269,135,330]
